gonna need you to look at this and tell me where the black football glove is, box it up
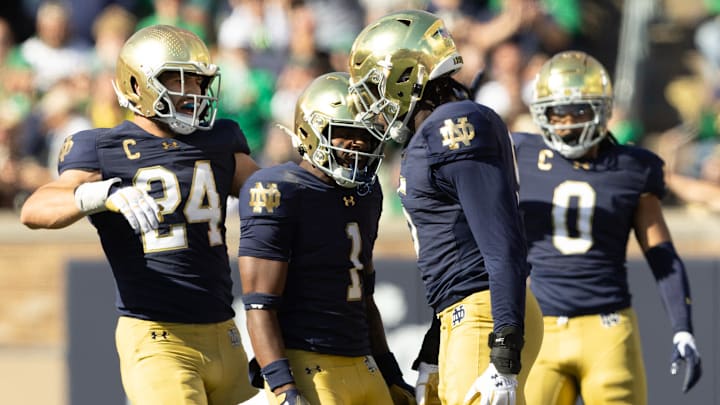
[375,352,417,405]
[670,331,702,393]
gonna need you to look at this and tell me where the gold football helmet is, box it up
[291,72,385,189]
[113,25,220,135]
[348,9,463,143]
[530,51,613,158]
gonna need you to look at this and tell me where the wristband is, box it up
[488,325,523,374]
[74,177,121,214]
[261,358,295,391]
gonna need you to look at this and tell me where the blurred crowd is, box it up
[0,0,719,214]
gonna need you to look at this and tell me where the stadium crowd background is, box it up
[1,0,720,404]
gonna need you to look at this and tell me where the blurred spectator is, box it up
[0,18,35,125]
[135,0,207,42]
[36,81,93,176]
[90,4,137,72]
[216,0,290,75]
[261,52,330,166]
[474,40,526,125]
[19,1,93,94]
[213,44,275,158]
[303,0,364,54]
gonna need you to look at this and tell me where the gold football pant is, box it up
[524,308,647,405]
[115,316,257,405]
[263,349,394,405]
[437,289,543,405]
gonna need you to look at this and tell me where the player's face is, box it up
[158,71,207,117]
[546,103,595,145]
[331,127,379,170]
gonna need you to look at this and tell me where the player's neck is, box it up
[299,159,334,185]
[132,115,176,139]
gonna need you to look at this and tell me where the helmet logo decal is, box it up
[440,117,475,150]
[249,182,281,213]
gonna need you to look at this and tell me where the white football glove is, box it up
[105,186,161,234]
[415,362,439,405]
[671,331,702,393]
[463,363,517,405]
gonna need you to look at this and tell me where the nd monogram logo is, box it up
[440,117,475,150]
[451,304,466,327]
[249,182,281,213]
[343,196,356,207]
[58,135,74,163]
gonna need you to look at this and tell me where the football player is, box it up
[20,25,259,404]
[347,10,543,405]
[514,51,702,404]
[237,72,415,405]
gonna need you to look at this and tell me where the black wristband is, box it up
[488,325,523,374]
[261,358,295,391]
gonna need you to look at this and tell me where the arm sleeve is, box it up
[645,241,693,334]
[435,157,528,331]
[412,316,440,369]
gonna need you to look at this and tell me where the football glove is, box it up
[275,388,310,405]
[670,331,702,393]
[375,352,417,405]
[415,361,440,405]
[105,185,160,234]
[463,363,517,405]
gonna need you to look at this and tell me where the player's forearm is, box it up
[246,309,288,367]
[366,297,391,355]
[20,184,85,229]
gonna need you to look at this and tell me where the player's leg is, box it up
[271,350,392,405]
[115,316,208,405]
[579,308,647,405]
[518,291,544,405]
[207,319,257,405]
[525,314,580,405]
[436,290,493,405]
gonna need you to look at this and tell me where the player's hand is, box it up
[463,363,517,405]
[105,186,160,234]
[671,331,702,393]
[389,379,417,405]
[374,351,417,405]
[415,361,439,405]
[275,388,310,405]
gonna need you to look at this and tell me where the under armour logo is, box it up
[162,141,179,150]
[304,365,322,374]
[343,196,356,207]
[451,304,466,327]
[440,117,475,150]
[151,331,168,340]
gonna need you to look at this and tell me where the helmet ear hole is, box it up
[130,76,139,95]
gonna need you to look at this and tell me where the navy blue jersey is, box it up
[512,132,665,317]
[58,119,249,323]
[398,100,528,329]
[238,162,383,356]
